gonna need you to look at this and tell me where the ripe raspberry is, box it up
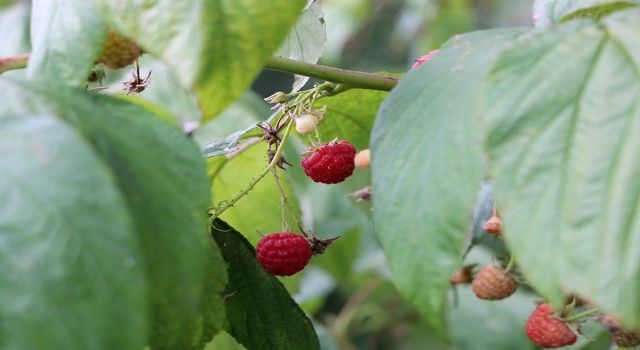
[97,30,141,69]
[471,264,518,300]
[354,149,371,169]
[301,140,356,184]
[526,303,577,348]
[411,49,439,69]
[256,232,312,276]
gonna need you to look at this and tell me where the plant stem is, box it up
[211,120,294,219]
[0,54,29,75]
[563,308,599,322]
[266,56,398,92]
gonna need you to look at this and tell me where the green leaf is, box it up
[0,1,30,56]
[211,219,320,350]
[370,28,528,334]
[532,0,640,27]
[485,10,640,328]
[276,0,326,92]
[0,114,145,349]
[316,88,388,150]
[97,0,306,121]
[0,77,214,349]
[28,0,106,85]
[447,287,537,350]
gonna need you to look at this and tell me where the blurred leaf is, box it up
[212,219,320,350]
[97,0,306,121]
[0,78,213,349]
[0,114,145,349]
[485,11,640,328]
[0,1,30,56]
[205,331,247,350]
[532,0,640,27]
[28,0,106,85]
[370,28,528,334]
[277,0,326,92]
[447,287,537,350]
[193,238,228,349]
[419,0,474,52]
[316,88,388,150]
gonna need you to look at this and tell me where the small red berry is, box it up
[256,232,312,276]
[483,209,502,237]
[526,303,577,348]
[301,140,356,184]
[471,264,518,300]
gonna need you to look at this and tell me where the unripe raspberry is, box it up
[526,303,577,348]
[256,232,312,276]
[600,315,640,347]
[295,114,319,134]
[97,30,141,69]
[354,149,371,168]
[450,264,474,285]
[301,140,356,184]
[483,208,502,236]
[471,264,518,300]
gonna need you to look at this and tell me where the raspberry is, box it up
[295,114,319,134]
[411,49,439,69]
[301,140,356,184]
[471,264,518,300]
[600,315,640,347]
[354,149,371,169]
[255,232,312,276]
[526,303,577,348]
[97,30,141,69]
[483,209,502,236]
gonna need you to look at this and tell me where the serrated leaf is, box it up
[485,10,640,328]
[0,114,145,349]
[532,0,640,27]
[276,1,326,92]
[316,88,388,150]
[0,77,213,349]
[211,219,319,350]
[370,28,528,334]
[97,0,306,121]
[28,0,106,85]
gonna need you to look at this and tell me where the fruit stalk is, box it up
[212,119,294,219]
[266,56,398,92]
[0,54,29,75]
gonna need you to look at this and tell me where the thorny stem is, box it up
[271,167,288,231]
[0,54,29,75]
[267,56,398,92]
[562,308,600,322]
[211,120,294,219]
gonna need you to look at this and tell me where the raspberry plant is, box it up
[1,0,640,349]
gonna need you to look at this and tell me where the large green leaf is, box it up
[276,0,326,92]
[97,0,306,121]
[0,0,30,56]
[370,28,528,333]
[28,0,106,85]
[211,219,320,350]
[485,11,640,328]
[0,114,145,349]
[0,77,214,349]
[316,88,388,150]
[532,0,640,27]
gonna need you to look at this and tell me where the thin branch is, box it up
[266,56,399,92]
[0,54,29,75]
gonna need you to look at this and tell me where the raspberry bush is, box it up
[1,0,639,349]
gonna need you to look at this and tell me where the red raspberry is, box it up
[301,141,356,184]
[526,303,577,348]
[256,232,312,276]
[471,264,518,300]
